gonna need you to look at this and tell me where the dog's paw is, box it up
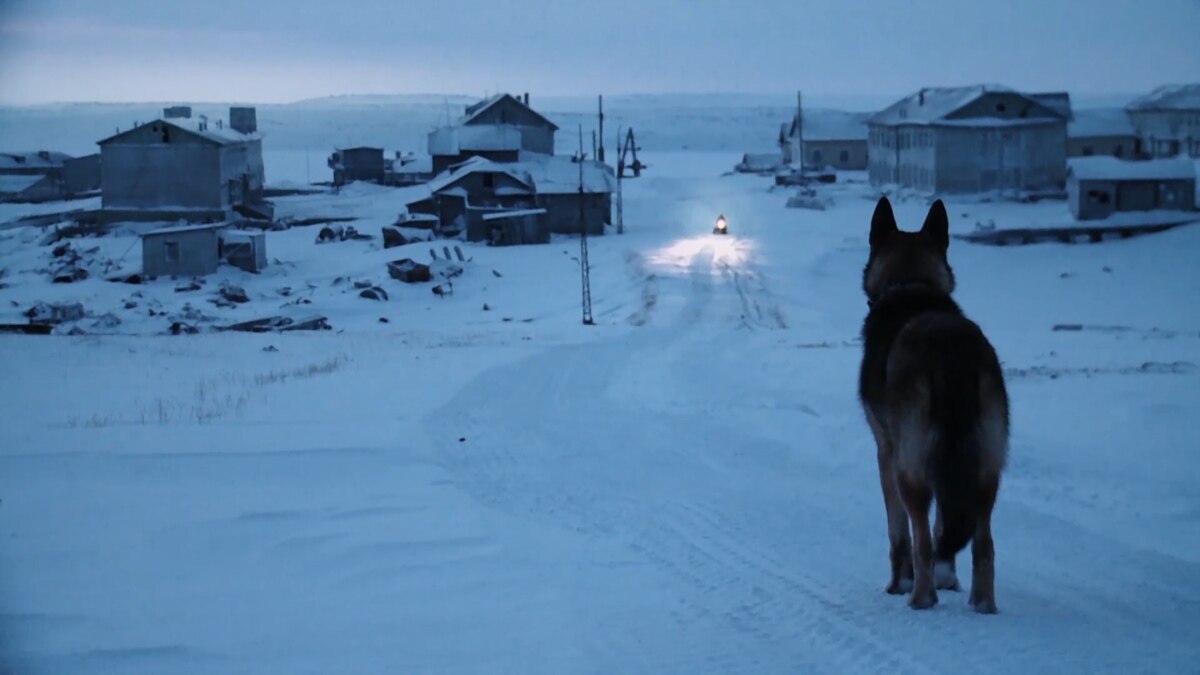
[969,591,998,614]
[934,561,961,591]
[908,588,938,610]
[886,577,914,595]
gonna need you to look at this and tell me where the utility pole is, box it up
[578,125,594,325]
[616,125,624,234]
[597,95,605,164]
[796,90,805,174]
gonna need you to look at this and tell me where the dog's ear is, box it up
[921,199,949,250]
[870,197,896,247]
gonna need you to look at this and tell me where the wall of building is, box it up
[933,122,1065,193]
[1128,110,1200,158]
[142,228,220,277]
[466,98,556,154]
[218,140,265,205]
[432,150,520,175]
[804,140,868,170]
[1068,135,1140,158]
[1069,178,1116,220]
[63,154,101,194]
[336,148,385,183]
[537,193,610,235]
[101,143,222,209]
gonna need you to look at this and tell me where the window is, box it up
[1081,146,1094,156]
[996,102,1007,114]
[840,149,849,163]
[164,241,180,263]
[482,173,495,189]
[1087,190,1111,205]
[812,150,823,163]
[1113,145,1124,158]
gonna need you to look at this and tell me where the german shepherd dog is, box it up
[859,197,1009,613]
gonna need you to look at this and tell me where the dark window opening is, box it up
[1081,146,1094,156]
[482,173,495,189]
[811,150,822,163]
[1087,190,1111,205]
[995,102,1007,113]
[839,150,849,163]
[164,241,180,263]
[1113,145,1124,158]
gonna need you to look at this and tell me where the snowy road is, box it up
[3,157,1200,673]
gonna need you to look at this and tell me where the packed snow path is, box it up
[3,155,1199,673]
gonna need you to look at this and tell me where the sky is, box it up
[0,0,1197,105]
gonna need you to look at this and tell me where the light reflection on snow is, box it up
[645,234,754,274]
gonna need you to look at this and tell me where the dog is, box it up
[858,197,1009,613]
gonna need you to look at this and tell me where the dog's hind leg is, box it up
[897,474,937,610]
[933,505,967,591]
[867,409,913,594]
[969,476,1000,614]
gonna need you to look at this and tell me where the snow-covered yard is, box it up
[2,146,1199,673]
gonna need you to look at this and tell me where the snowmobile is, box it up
[713,214,729,235]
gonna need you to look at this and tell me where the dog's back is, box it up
[859,197,1009,613]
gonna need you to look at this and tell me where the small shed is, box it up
[142,223,227,278]
[219,229,267,273]
[329,146,386,185]
[1067,157,1197,220]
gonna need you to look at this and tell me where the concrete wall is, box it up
[1128,110,1200,157]
[102,143,222,209]
[804,140,868,170]
[1068,135,1140,158]
[142,228,221,277]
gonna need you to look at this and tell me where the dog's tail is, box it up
[929,345,986,557]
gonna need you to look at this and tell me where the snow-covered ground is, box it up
[2,125,1200,672]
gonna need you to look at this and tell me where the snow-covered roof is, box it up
[870,85,1012,125]
[1068,157,1196,182]
[789,110,870,142]
[0,174,46,194]
[1030,92,1072,120]
[520,154,616,195]
[428,125,523,155]
[0,151,72,170]
[98,119,261,147]
[481,208,547,221]
[1068,108,1136,139]
[426,156,532,194]
[459,93,560,131]
[1126,84,1200,112]
[426,154,615,197]
[868,84,1065,127]
[391,156,433,174]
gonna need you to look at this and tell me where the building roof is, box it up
[428,124,524,155]
[0,174,47,194]
[1068,108,1136,139]
[460,93,560,131]
[426,154,616,197]
[0,151,72,170]
[426,155,533,193]
[98,119,261,147]
[789,110,870,142]
[1126,84,1200,112]
[868,84,1065,127]
[1068,157,1196,182]
[1030,92,1072,120]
